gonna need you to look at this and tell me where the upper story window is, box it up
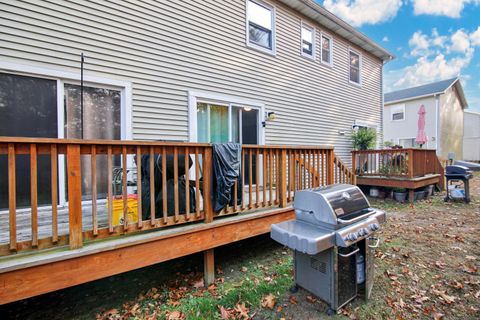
[321,34,333,65]
[247,0,275,53]
[391,104,405,121]
[301,23,314,58]
[349,50,361,85]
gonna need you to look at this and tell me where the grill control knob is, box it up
[359,228,368,236]
[369,223,380,231]
[347,233,358,241]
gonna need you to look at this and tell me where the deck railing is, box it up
[0,137,341,256]
[352,148,444,179]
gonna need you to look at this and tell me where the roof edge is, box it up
[384,92,443,105]
[278,0,394,61]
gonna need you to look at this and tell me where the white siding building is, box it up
[464,111,480,162]
[384,78,468,160]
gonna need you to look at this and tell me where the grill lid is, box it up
[293,184,371,225]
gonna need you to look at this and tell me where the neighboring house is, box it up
[463,110,480,162]
[383,78,468,160]
[0,0,392,206]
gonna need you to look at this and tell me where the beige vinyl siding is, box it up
[439,86,464,160]
[0,0,382,164]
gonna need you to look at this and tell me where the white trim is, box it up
[245,0,276,56]
[300,21,315,60]
[188,90,265,145]
[320,31,333,66]
[348,48,362,87]
[390,103,405,122]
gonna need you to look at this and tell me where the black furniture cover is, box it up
[212,143,242,212]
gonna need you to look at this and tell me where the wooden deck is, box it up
[0,137,354,305]
[352,148,445,202]
[0,207,294,305]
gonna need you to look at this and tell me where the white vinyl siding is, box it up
[0,0,383,165]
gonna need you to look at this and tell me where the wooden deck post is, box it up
[204,248,215,285]
[203,147,213,223]
[326,150,334,185]
[407,150,414,178]
[351,151,357,185]
[278,149,287,207]
[67,144,83,249]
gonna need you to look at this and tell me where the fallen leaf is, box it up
[306,295,317,303]
[218,306,233,319]
[193,279,205,289]
[433,313,444,320]
[289,295,298,305]
[261,293,276,309]
[241,266,248,273]
[166,310,184,320]
[235,302,250,319]
[435,261,446,269]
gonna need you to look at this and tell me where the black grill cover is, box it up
[212,143,242,213]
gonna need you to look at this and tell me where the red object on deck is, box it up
[416,105,428,146]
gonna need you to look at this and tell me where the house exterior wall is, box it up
[438,86,464,160]
[463,111,480,161]
[383,96,437,149]
[0,0,383,164]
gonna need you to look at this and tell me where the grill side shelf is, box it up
[271,220,334,254]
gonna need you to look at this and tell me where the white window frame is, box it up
[245,0,276,55]
[300,22,315,60]
[398,137,423,148]
[0,61,133,206]
[320,32,333,66]
[348,48,362,86]
[390,104,406,122]
[188,91,265,145]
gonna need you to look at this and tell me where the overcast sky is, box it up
[319,0,480,112]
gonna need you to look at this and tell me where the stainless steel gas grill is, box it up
[271,184,386,315]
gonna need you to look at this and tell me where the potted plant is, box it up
[352,128,377,173]
[352,128,377,151]
[393,188,407,202]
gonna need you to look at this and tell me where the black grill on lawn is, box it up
[444,165,473,203]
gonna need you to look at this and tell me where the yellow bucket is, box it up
[108,194,139,226]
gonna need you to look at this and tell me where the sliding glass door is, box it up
[196,102,260,184]
[64,84,121,199]
[0,74,58,209]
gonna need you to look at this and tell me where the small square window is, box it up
[349,50,361,84]
[301,24,314,58]
[321,34,332,65]
[247,0,275,53]
[391,104,405,121]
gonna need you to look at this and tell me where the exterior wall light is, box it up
[262,111,277,127]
